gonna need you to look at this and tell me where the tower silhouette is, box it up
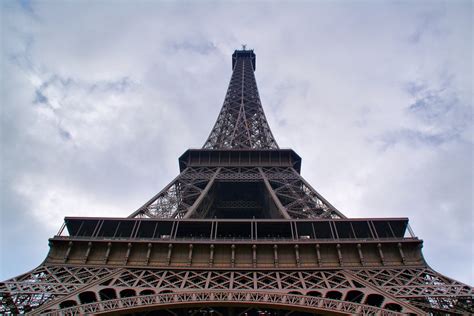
[1,48,472,315]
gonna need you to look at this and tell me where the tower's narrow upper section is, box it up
[203,49,279,149]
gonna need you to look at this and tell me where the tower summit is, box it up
[204,48,277,150]
[1,49,472,315]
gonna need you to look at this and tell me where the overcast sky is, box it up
[1,1,472,285]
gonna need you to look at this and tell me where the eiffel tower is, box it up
[1,48,472,315]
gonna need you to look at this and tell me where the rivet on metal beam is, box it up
[167,243,173,266]
[336,244,343,266]
[252,244,257,268]
[83,242,92,264]
[124,242,132,265]
[273,244,279,268]
[397,242,406,265]
[294,244,301,267]
[231,244,236,268]
[104,242,112,264]
[188,244,194,267]
[145,243,152,266]
[209,244,214,267]
[377,243,385,266]
[315,244,321,267]
[64,241,73,263]
[357,243,365,266]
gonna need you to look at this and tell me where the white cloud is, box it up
[13,175,125,229]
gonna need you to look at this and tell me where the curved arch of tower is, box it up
[1,49,472,315]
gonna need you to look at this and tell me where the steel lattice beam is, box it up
[204,51,278,150]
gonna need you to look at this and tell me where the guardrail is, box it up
[52,235,419,243]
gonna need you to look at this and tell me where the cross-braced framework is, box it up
[129,166,344,219]
[1,48,472,315]
[353,268,474,313]
[0,266,119,314]
[203,50,278,150]
[130,167,220,219]
[2,265,472,314]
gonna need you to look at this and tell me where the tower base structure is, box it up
[2,217,473,315]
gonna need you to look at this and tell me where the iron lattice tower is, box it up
[1,49,472,315]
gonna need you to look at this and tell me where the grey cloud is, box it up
[169,40,218,55]
[58,127,72,141]
[378,129,457,149]
[33,89,48,104]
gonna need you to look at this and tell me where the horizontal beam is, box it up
[46,239,424,269]
[178,149,301,173]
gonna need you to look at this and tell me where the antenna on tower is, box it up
[242,44,247,51]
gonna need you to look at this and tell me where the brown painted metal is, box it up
[204,50,278,150]
[1,48,473,315]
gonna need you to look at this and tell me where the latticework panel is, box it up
[96,268,473,314]
[216,167,262,181]
[130,166,345,219]
[8,265,471,314]
[41,291,408,316]
[203,52,278,150]
[353,267,474,314]
[32,267,422,314]
[130,167,219,219]
[0,265,118,314]
[353,267,473,298]
[261,167,344,219]
[100,269,377,292]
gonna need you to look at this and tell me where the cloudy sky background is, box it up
[1,1,472,285]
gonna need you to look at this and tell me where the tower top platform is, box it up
[232,49,256,70]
